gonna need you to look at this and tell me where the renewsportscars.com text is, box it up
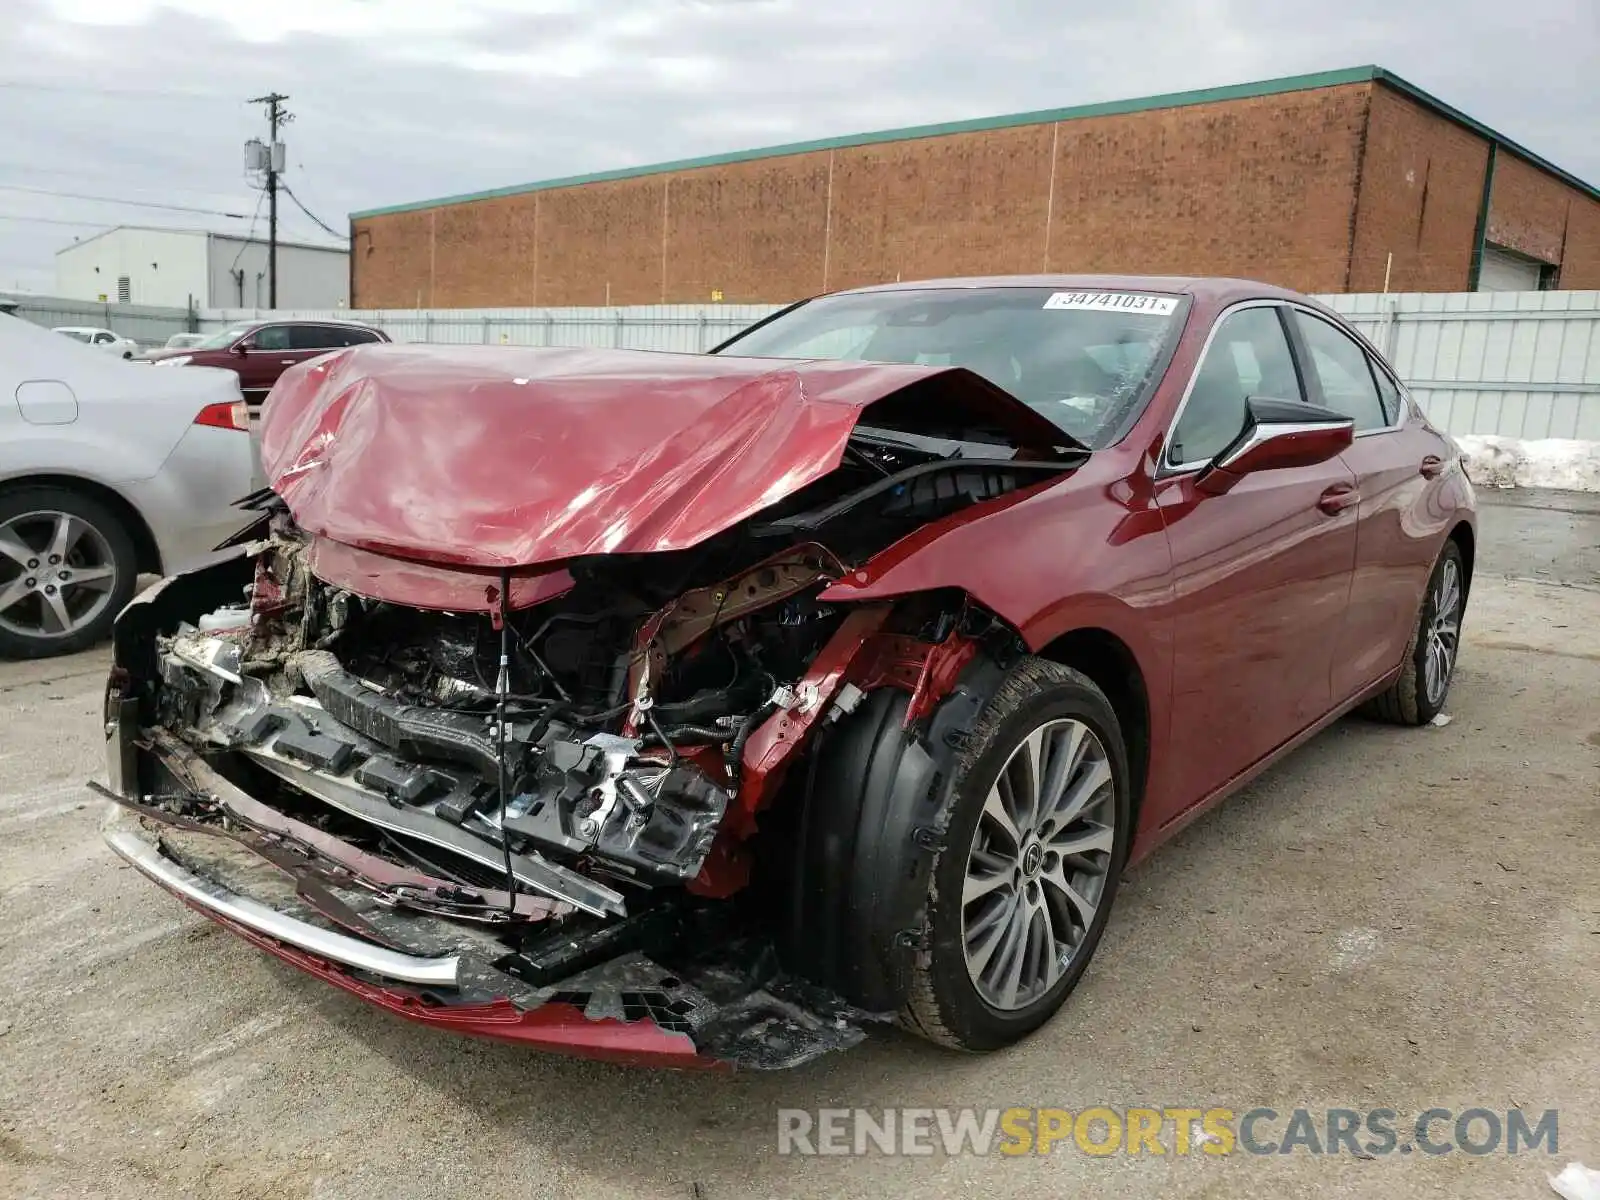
[776,1106,1559,1157]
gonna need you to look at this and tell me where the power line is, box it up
[0,183,251,218]
[0,161,261,209]
[0,214,119,229]
[228,188,269,280]
[0,80,228,101]
[0,159,212,187]
[280,181,346,241]
[0,209,338,246]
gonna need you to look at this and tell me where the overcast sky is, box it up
[1,0,1595,293]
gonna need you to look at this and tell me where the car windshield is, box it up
[715,287,1188,449]
[57,329,92,343]
[193,325,255,351]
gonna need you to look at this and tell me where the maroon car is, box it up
[146,318,390,404]
[101,276,1474,1069]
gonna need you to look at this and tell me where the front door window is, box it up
[1168,306,1301,467]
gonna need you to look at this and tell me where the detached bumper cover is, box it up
[103,802,722,1067]
[101,727,872,1069]
[105,824,461,988]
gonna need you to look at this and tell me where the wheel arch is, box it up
[0,474,162,575]
[1036,626,1151,834]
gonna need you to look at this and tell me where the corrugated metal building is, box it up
[350,66,1600,309]
[54,226,349,310]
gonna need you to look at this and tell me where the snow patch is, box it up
[1550,1162,1600,1200]
[1457,436,1600,493]
[1329,928,1382,971]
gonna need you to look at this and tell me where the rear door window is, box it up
[289,324,345,351]
[1293,313,1389,432]
[252,326,292,351]
[1371,362,1404,424]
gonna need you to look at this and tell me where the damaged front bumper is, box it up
[105,814,461,988]
[101,715,874,1070]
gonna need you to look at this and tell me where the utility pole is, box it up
[247,92,292,308]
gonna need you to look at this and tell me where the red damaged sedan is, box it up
[101,276,1475,1068]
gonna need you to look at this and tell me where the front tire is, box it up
[903,658,1131,1051]
[0,487,138,659]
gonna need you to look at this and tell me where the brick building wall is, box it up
[351,72,1600,307]
[1349,88,1600,292]
[1348,86,1490,293]
[1042,87,1368,292]
[1487,152,1600,287]
[1557,195,1600,288]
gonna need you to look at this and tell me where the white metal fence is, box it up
[1324,291,1600,441]
[9,288,1598,441]
[1,291,195,348]
[204,304,780,354]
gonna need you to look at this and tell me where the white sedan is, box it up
[52,325,140,359]
[2,315,257,658]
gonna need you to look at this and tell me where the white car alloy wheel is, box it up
[0,509,121,640]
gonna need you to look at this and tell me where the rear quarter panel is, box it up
[2,351,241,488]
[1,324,254,570]
[120,424,257,574]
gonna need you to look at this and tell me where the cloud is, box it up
[1,0,1595,292]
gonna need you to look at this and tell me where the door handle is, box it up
[1419,455,1445,479]
[1317,482,1360,515]
[281,359,296,365]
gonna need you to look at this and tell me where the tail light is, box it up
[193,401,249,431]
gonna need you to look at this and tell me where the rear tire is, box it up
[1363,540,1466,726]
[0,487,138,659]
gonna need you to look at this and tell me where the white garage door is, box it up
[1477,246,1544,292]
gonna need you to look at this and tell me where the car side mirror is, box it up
[231,340,251,355]
[1195,396,1354,495]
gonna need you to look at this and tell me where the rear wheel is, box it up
[0,487,138,659]
[1363,540,1466,726]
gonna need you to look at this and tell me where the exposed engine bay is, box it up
[153,536,847,918]
[103,355,1086,1068]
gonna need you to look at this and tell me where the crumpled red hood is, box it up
[259,343,1067,569]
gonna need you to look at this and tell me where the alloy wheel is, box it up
[0,511,120,641]
[961,717,1117,1012]
[1423,557,1462,707]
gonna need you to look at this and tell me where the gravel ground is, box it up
[1,490,1596,1199]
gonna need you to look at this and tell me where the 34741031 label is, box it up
[1042,292,1179,315]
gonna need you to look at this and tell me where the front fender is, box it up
[818,454,1175,678]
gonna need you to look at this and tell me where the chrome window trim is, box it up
[1161,300,1410,476]
[1213,416,1356,472]
[1362,356,1410,434]
[1160,298,1294,475]
[1289,306,1408,438]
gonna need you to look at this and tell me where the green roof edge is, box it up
[1369,68,1600,203]
[349,64,1597,220]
